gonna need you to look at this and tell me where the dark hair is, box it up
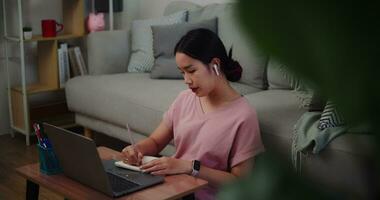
[174,28,242,82]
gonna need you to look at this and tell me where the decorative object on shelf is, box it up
[68,46,87,76]
[57,43,70,88]
[22,26,33,40]
[86,0,105,33]
[86,13,105,32]
[41,19,64,37]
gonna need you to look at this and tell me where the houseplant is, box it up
[22,26,33,40]
[219,0,378,199]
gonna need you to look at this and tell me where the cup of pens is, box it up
[34,123,62,175]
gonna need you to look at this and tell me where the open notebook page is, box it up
[114,156,159,172]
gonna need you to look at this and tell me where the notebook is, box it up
[115,156,159,172]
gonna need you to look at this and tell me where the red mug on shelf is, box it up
[41,19,64,37]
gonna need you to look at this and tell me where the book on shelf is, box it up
[57,43,70,88]
[68,48,80,77]
[61,43,70,82]
[68,46,87,76]
[57,47,64,88]
[74,46,88,75]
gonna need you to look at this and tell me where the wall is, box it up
[136,0,235,19]
[111,0,235,30]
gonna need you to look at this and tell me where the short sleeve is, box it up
[229,111,265,168]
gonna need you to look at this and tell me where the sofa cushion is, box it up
[188,3,268,89]
[267,58,312,92]
[66,73,261,137]
[267,58,324,111]
[150,57,182,79]
[245,90,307,140]
[246,90,372,155]
[75,114,177,156]
[267,58,292,89]
[86,30,130,75]
[244,90,307,162]
[127,10,187,73]
[301,133,374,198]
[150,18,217,79]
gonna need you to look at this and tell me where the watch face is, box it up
[194,160,201,171]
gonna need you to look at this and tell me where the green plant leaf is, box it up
[236,0,380,128]
[217,0,380,199]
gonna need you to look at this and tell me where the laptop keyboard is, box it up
[107,172,140,193]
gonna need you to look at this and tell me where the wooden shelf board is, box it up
[25,34,83,42]
[11,84,62,94]
[5,34,83,42]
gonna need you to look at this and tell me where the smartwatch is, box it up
[191,160,201,177]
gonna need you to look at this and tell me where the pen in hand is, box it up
[127,123,135,149]
[124,123,143,166]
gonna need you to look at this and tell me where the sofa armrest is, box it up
[85,30,130,75]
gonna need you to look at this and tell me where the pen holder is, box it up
[37,144,62,175]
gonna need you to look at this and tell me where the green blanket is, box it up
[291,112,347,171]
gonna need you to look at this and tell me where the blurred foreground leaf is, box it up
[218,0,380,199]
[236,0,380,128]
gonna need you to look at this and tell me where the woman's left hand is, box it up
[140,157,192,175]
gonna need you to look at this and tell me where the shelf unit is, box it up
[2,0,85,145]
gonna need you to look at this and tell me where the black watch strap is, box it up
[191,160,201,176]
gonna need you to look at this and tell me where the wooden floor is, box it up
[0,128,128,199]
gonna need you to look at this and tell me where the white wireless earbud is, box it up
[213,64,220,76]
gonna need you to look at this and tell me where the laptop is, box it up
[43,123,164,198]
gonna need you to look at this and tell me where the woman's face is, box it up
[175,52,217,97]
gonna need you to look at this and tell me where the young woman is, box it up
[121,28,264,200]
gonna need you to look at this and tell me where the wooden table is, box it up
[15,146,208,200]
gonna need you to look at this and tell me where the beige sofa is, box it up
[65,1,374,198]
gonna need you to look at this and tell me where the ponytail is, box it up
[223,47,242,82]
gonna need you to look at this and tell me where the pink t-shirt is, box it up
[163,90,264,200]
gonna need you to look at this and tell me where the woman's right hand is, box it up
[121,145,143,166]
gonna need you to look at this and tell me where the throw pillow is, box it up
[150,57,180,79]
[267,58,326,110]
[318,101,345,130]
[127,10,188,73]
[267,58,312,91]
[150,18,218,79]
[266,58,292,89]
